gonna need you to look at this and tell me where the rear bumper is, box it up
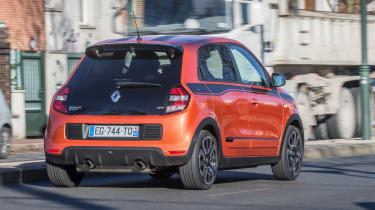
[45,146,190,167]
[45,105,204,157]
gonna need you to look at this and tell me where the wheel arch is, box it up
[187,117,222,162]
[279,113,304,155]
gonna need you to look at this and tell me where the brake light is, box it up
[166,86,190,114]
[53,87,69,113]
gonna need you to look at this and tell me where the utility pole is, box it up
[360,0,372,140]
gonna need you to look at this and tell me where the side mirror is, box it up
[272,73,286,87]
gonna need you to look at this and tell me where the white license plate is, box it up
[88,125,139,138]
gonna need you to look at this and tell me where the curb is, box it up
[0,161,47,185]
[0,141,374,186]
[304,142,375,159]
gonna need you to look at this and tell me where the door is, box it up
[198,44,250,157]
[22,52,46,137]
[227,44,284,156]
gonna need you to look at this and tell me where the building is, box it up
[0,0,46,138]
[0,0,126,138]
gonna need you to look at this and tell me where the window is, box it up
[228,45,268,87]
[79,0,88,24]
[72,48,182,87]
[198,45,237,82]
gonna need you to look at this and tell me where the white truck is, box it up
[113,0,375,140]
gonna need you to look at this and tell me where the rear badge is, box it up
[68,106,82,111]
[111,90,121,103]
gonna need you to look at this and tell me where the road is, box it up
[0,155,374,210]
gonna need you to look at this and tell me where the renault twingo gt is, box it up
[45,36,304,190]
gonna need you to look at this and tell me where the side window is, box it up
[198,45,237,82]
[228,45,268,87]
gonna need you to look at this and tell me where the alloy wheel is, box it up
[287,130,303,176]
[198,135,218,185]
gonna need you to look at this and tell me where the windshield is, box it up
[70,48,182,87]
[66,47,183,116]
[126,0,233,35]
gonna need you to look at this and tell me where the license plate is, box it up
[88,125,139,138]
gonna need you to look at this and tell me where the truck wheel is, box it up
[351,88,361,137]
[46,163,84,187]
[0,127,11,159]
[271,125,303,180]
[296,90,314,140]
[327,87,356,139]
[351,87,374,137]
[313,122,329,140]
[179,130,218,190]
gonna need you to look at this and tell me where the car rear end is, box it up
[44,42,201,172]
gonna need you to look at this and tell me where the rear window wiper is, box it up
[115,81,162,88]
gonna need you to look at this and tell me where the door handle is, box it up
[250,98,258,105]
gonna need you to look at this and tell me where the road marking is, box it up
[209,188,270,197]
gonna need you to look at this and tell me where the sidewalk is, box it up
[10,138,43,153]
[0,137,374,185]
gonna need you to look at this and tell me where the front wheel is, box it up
[272,125,304,180]
[179,130,218,190]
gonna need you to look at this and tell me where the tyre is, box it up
[296,90,314,140]
[351,87,374,137]
[179,130,218,190]
[351,88,362,137]
[313,122,330,140]
[327,87,356,139]
[149,169,174,179]
[272,125,303,180]
[46,162,84,187]
[0,127,12,159]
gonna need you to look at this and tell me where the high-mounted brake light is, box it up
[166,86,190,114]
[53,87,69,113]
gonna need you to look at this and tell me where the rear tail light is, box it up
[53,87,69,113]
[166,86,190,114]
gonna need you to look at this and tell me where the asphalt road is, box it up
[0,152,44,163]
[0,155,374,210]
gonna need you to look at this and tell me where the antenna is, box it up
[132,10,142,41]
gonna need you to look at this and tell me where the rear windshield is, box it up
[69,47,182,87]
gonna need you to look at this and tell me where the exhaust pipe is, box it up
[76,159,151,173]
[135,160,146,170]
[85,159,95,169]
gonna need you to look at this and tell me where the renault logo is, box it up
[111,90,121,103]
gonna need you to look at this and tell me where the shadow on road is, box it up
[85,170,275,190]
[355,202,375,210]
[302,157,375,180]
[26,170,275,190]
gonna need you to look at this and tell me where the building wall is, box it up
[45,0,123,52]
[44,0,126,113]
[304,0,316,10]
[0,24,10,107]
[0,0,45,51]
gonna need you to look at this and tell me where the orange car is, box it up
[45,36,304,190]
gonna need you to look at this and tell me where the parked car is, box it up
[0,90,12,159]
[44,36,304,190]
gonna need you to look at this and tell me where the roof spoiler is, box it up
[85,43,184,59]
